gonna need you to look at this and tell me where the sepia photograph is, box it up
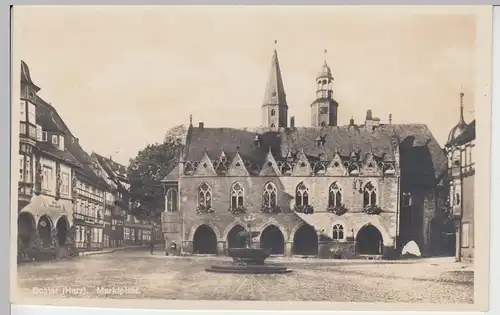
[10,5,493,312]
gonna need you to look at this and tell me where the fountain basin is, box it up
[205,248,292,274]
[228,248,271,265]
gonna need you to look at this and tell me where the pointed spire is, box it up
[459,92,466,125]
[262,46,287,107]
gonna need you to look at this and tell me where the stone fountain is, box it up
[205,215,292,274]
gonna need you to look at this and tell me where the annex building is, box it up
[161,49,449,259]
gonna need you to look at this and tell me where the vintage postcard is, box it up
[10,5,492,312]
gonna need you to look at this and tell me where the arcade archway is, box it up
[18,212,36,249]
[260,225,285,255]
[356,224,383,255]
[37,215,52,248]
[56,216,69,246]
[292,224,318,256]
[226,225,246,249]
[192,224,217,254]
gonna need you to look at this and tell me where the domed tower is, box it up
[262,48,288,129]
[310,53,339,127]
[446,92,467,147]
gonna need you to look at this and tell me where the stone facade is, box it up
[160,49,448,259]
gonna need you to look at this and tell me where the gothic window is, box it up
[198,182,212,208]
[230,182,244,209]
[271,109,276,116]
[363,182,376,207]
[295,182,309,206]
[271,123,275,128]
[332,224,344,240]
[263,182,277,207]
[166,188,178,212]
[328,182,342,207]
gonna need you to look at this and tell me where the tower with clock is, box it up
[310,59,339,127]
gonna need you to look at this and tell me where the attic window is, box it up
[253,134,261,147]
[203,163,208,168]
[267,162,273,167]
[300,162,306,167]
[52,135,58,145]
[368,162,374,168]
[333,162,339,167]
[41,131,47,142]
[235,162,241,167]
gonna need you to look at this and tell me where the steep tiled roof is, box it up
[453,120,475,146]
[183,123,446,184]
[37,141,81,167]
[21,61,40,92]
[36,101,110,190]
[94,153,128,179]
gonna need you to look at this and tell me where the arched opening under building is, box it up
[292,224,318,256]
[260,225,284,255]
[56,216,69,246]
[356,224,384,255]
[226,225,246,249]
[18,212,36,249]
[37,215,52,248]
[192,224,217,255]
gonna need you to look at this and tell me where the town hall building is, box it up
[161,49,448,259]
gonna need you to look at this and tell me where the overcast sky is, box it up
[13,6,478,165]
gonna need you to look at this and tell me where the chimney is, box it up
[290,116,295,128]
[365,109,373,129]
[389,114,392,125]
[198,122,204,129]
[349,117,355,126]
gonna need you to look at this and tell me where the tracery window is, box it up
[271,109,276,116]
[263,182,277,207]
[333,224,344,240]
[230,182,244,209]
[363,182,377,207]
[198,183,212,208]
[166,188,178,212]
[295,182,309,206]
[328,182,342,207]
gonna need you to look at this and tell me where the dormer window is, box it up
[316,135,325,147]
[52,135,59,145]
[42,131,47,142]
[253,134,261,148]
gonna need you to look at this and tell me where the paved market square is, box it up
[16,249,473,303]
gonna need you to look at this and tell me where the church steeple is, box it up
[310,49,339,127]
[262,43,288,129]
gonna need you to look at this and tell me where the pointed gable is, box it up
[227,151,250,177]
[162,164,180,182]
[361,150,380,176]
[259,148,281,176]
[292,148,313,176]
[193,151,217,176]
[263,49,287,107]
[326,150,347,176]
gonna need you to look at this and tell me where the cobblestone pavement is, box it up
[16,249,474,303]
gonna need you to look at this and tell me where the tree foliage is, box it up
[127,125,186,219]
